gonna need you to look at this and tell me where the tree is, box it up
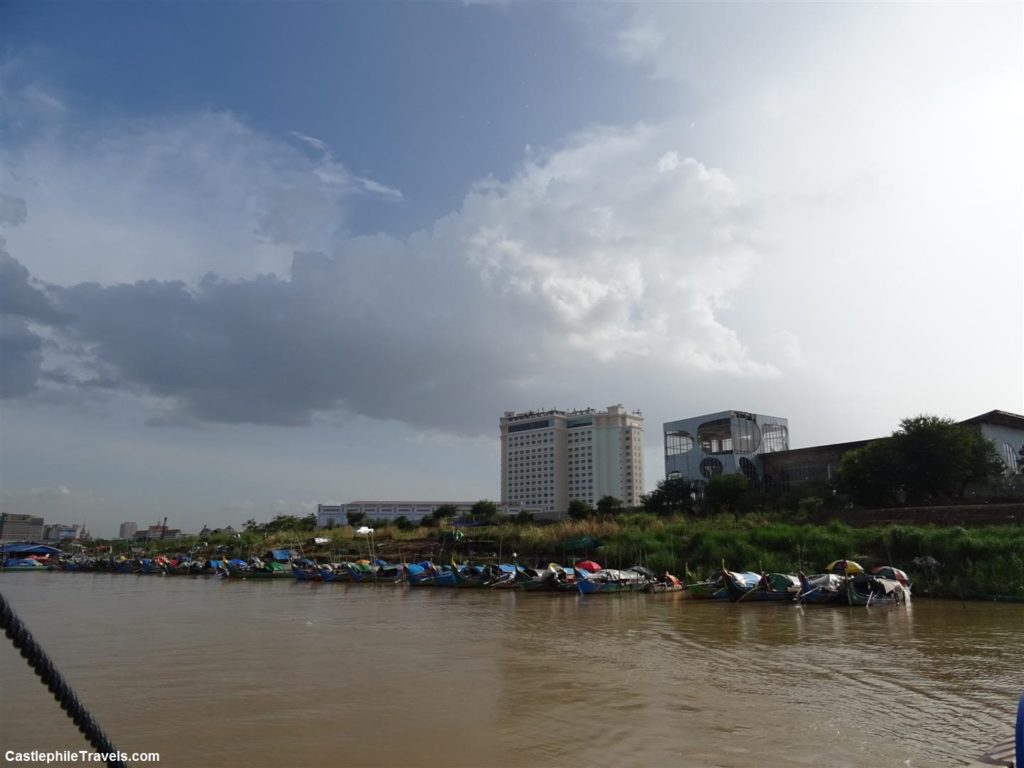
[346,511,366,527]
[837,439,903,507]
[642,477,696,516]
[703,474,751,517]
[394,515,414,532]
[471,499,499,520]
[567,499,593,520]
[893,415,1004,501]
[839,414,1005,506]
[432,504,459,522]
[513,510,535,525]
[596,495,623,516]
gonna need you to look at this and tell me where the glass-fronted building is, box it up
[663,410,789,489]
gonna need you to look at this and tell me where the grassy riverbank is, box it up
[231,514,1024,601]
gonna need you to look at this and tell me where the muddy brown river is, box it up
[0,573,1020,767]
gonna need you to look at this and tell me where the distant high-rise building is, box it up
[118,521,138,540]
[0,513,45,542]
[500,404,644,516]
[42,523,80,542]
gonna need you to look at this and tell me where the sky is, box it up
[1,1,1021,538]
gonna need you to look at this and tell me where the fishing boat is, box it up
[720,570,799,602]
[0,558,54,572]
[519,564,581,592]
[224,560,292,579]
[576,567,651,594]
[841,573,910,606]
[683,571,731,600]
[646,572,684,593]
[794,571,844,604]
[404,562,437,586]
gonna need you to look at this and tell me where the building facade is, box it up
[0,513,45,542]
[118,522,138,540]
[663,410,790,489]
[500,404,644,516]
[42,523,81,542]
[317,501,473,527]
[960,410,1024,474]
[673,408,1024,491]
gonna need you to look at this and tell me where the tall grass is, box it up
[166,515,1024,600]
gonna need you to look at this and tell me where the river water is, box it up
[0,573,1020,767]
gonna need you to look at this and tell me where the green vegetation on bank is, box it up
[100,513,1024,602]
[86,412,1020,601]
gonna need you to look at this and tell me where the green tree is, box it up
[567,499,593,520]
[346,511,366,527]
[432,504,459,522]
[596,495,623,516]
[839,415,1004,506]
[703,474,751,517]
[893,415,1004,501]
[642,477,696,516]
[838,439,903,507]
[394,515,414,532]
[471,499,499,520]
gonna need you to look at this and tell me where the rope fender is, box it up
[0,590,130,768]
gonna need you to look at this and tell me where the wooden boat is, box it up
[720,570,799,602]
[577,567,651,594]
[794,572,844,604]
[225,562,292,579]
[683,572,730,600]
[343,561,404,583]
[716,573,770,602]
[646,572,684,593]
[404,562,437,586]
[520,564,581,592]
[841,573,910,606]
[0,559,54,572]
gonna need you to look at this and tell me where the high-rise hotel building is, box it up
[500,405,644,516]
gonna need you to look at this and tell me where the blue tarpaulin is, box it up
[1,543,61,556]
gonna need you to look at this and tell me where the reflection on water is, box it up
[0,574,1020,767]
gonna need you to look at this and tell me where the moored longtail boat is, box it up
[842,573,910,606]
[577,567,651,595]
[646,572,684,593]
[683,572,730,600]
[719,569,796,602]
[794,571,844,605]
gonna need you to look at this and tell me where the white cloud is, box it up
[4,111,776,433]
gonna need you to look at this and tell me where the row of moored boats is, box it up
[3,554,911,605]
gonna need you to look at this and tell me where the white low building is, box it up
[316,501,541,527]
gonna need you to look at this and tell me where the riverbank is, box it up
[170,513,1024,601]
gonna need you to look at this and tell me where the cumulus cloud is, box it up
[4,118,775,432]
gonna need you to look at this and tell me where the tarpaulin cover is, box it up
[1,543,60,556]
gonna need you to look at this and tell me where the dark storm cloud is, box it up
[0,249,67,325]
[0,249,66,398]
[53,247,525,431]
[0,317,43,396]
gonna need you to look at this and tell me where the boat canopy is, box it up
[1,543,61,556]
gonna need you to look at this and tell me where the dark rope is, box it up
[0,590,130,768]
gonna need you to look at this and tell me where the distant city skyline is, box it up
[1,2,1021,538]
